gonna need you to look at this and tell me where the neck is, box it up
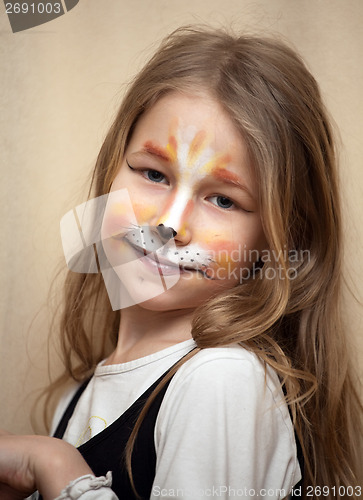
[106,306,195,364]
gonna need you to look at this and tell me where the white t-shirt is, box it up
[53,340,301,499]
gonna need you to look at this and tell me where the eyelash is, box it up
[127,160,168,184]
[126,160,252,213]
[209,195,235,210]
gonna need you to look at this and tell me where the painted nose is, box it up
[157,190,194,244]
[156,224,177,244]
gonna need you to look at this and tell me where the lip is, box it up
[126,241,190,276]
[123,238,217,280]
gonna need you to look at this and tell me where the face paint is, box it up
[132,203,158,225]
[143,140,171,162]
[118,122,257,281]
[63,93,265,313]
[124,228,215,276]
[102,93,266,312]
[102,200,134,238]
[211,167,243,185]
[158,123,232,234]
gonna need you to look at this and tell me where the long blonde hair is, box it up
[48,27,362,497]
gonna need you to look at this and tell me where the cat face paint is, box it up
[105,92,266,311]
[152,122,232,236]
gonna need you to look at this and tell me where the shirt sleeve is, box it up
[152,347,301,500]
[25,474,118,500]
[54,472,118,500]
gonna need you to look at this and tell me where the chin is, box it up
[132,290,204,312]
[126,273,237,312]
[102,252,239,311]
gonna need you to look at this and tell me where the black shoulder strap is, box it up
[281,384,305,496]
[41,349,196,500]
[53,347,196,440]
[53,378,91,439]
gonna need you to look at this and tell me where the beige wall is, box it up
[1,0,362,435]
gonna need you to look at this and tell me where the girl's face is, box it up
[101,92,266,311]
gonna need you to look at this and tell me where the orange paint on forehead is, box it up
[165,119,179,164]
[199,153,231,176]
[214,153,231,168]
[187,130,207,165]
[166,135,178,163]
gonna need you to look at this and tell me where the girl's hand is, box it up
[0,429,93,500]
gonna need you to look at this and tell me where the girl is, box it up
[0,26,362,500]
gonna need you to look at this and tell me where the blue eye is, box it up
[147,170,165,183]
[210,195,234,210]
[217,196,233,209]
[127,160,167,184]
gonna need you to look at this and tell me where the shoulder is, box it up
[178,344,266,376]
[154,345,301,492]
[157,344,290,430]
[166,344,280,402]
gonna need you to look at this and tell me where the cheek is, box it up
[195,228,240,269]
[102,202,134,239]
[209,240,240,270]
[196,225,263,271]
[132,203,158,225]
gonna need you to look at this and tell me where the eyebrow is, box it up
[132,145,254,199]
[211,167,253,198]
[141,141,171,162]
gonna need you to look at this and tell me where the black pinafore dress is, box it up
[42,355,304,499]
[51,368,173,499]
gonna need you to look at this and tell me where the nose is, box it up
[156,190,194,244]
[156,224,177,244]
